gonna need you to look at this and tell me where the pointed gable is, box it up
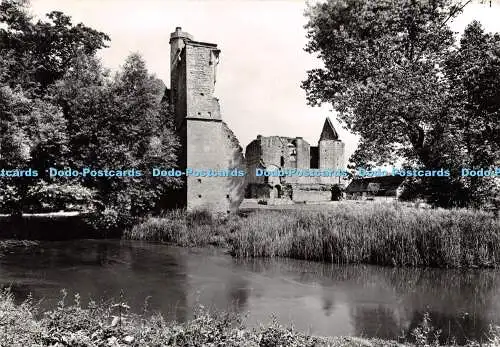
[319,117,339,141]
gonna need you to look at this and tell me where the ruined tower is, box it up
[319,117,345,170]
[169,27,245,213]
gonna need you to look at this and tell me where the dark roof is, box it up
[319,117,339,141]
[345,176,406,194]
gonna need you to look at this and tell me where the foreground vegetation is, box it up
[0,289,397,347]
[125,204,500,268]
[2,289,500,347]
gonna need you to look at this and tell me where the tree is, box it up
[0,0,110,95]
[0,85,93,213]
[445,20,500,204]
[302,0,498,207]
[54,53,181,222]
[0,1,108,214]
[103,53,181,216]
[0,1,181,221]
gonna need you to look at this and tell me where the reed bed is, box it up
[125,204,500,268]
[124,209,240,247]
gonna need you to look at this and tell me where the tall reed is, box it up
[125,204,500,268]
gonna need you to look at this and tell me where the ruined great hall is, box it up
[245,118,347,202]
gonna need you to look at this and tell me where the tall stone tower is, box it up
[319,117,345,170]
[169,27,245,213]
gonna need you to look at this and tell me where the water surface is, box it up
[1,240,499,344]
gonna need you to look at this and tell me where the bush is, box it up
[83,208,137,237]
[331,185,343,201]
[26,182,96,212]
[0,290,42,347]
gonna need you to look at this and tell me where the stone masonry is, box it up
[169,27,245,213]
[245,118,346,202]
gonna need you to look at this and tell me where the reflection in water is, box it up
[322,295,335,317]
[226,276,249,312]
[351,305,401,340]
[0,240,499,344]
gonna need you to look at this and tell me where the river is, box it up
[1,239,499,344]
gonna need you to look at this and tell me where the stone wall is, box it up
[243,117,347,202]
[245,136,314,185]
[246,183,336,202]
[319,140,345,170]
[261,136,285,167]
[170,28,245,214]
[286,174,343,185]
[295,138,310,169]
[170,40,187,130]
[291,186,332,202]
[185,44,221,121]
[221,122,246,213]
[186,120,224,212]
[184,121,245,213]
[245,138,264,185]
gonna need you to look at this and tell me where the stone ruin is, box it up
[168,27,346,212]
[169,27,246,214]
[245,118,347,203]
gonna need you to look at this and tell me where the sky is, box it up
[28,0,500,162]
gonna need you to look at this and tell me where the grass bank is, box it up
[124,204,500,268]
[2,289,499,346]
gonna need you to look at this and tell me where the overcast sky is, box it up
[29,0,500,161]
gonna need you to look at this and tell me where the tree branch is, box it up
[414,0,474,62]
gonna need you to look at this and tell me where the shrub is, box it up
[26,182,96,213]
[84,208,136,237]
[0,289,344,346]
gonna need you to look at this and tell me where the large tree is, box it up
[0,1,181,223]
[0,0,109,95]
[302,0,499,207]
[54,53,181,220]
[445,20,500,204]
[0,0,109,214]
[0,85,94,214]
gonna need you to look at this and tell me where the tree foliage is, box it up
[0,85,71,213]
[302,0,499,207]
[0,1,180,222]
[0,0,110,95]
[54,53,181,219]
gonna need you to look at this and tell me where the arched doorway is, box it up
[273,185,282,199]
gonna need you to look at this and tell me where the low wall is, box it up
[292,189,331,202]
[247,183,337,202]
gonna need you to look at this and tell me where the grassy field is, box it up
[2,289,499,346]
[124,203,500,268]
